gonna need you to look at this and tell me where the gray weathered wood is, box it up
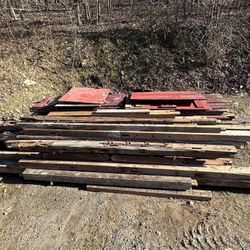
[21,128,250,143]
[22,169,193,190]
[86,185,212,201]
[7,140,237,158]
[19,160,249,181]
[18,122,222,133]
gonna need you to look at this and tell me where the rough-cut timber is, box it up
[47,110,179,118]
[86,185,212,201]
[19,160,250,182]
[0,151,40,160]
[22,116,218,125]
[0,162,22,174]
[17,122,223,133]
[22,169,193,190]
[41,152,110,162]
[7,140,237,158]
[20,128,250,143]
[111,155,232,166]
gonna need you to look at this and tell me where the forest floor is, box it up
[0,8,250,250]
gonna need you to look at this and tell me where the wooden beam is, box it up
[197,178,250,189]
[86,185,212,201]
[7,140,237,158]
[41,152,110,162]
[19,160,249,181]
[111,155,233,166]
[48,110,179,118]
[22,169,193,190]
[17,122,222,133]
[21,128,250,143]
[0,162,23,174]
[22,116,218,125]
[0,151,40,160]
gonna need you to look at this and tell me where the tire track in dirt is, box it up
[180,213,248,250]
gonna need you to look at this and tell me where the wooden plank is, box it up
[0,162,23,174]
[21,128,250,143]
[41,152,110,162]
[0,121,19,132]
[130,91,206,101]
[23,116,218,125]
[48,111,93,117]
[0,151,40,160]
[19,160,249,181]
[17,122,222,133]
[86,185,212,201]
[220,124,250,131]
[22,169,193,190]
[197,178,250,189]
[7,140,237,158]
[111,155,233,166]
[48,111,178,118]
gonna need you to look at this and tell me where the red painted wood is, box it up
[59,87,110,104]
[131,91,206,101]
[101,93,127,108]
[30,97,57,110]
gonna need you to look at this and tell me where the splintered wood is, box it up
[0,91,249,201]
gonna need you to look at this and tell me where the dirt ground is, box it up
[0,181,249,250]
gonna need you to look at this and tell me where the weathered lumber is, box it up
[41,152,110,162]
[17,122,222,133]
[19,160,249,182]
[111,155,233,166]
[21,128,250,143]
[48,110,179,118]
[219,124,250,130]
[86,185,212,201]
[22,116,218,125]
[7,140,237,158]
[22,169,193,190]
[0,121,19,132]
[0,151,40,160]
[0,161,23,174]
[197,178,250,189]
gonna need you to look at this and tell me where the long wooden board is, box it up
[111,155,232,166]
[17,122,222,133]
[20,128,250,143]
[48,110,179,118]
[23,116,218,125]
[0,162,22,174]
[86,185,212,201]
[41,152,110,162]
[7,140,237,158]
[197,178,250,189]
[0,151,40,160]
[22,169,193,190]
[19,160,249,181]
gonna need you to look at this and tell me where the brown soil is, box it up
[0,182,249,250]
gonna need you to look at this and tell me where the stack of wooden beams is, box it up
[0,91,249,201]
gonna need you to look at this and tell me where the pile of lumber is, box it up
[0,89,249,201]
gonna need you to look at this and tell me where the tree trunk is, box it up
[76,2,82,25]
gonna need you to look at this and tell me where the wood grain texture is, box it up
[22,168,193,190]
[86,185,212,201]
